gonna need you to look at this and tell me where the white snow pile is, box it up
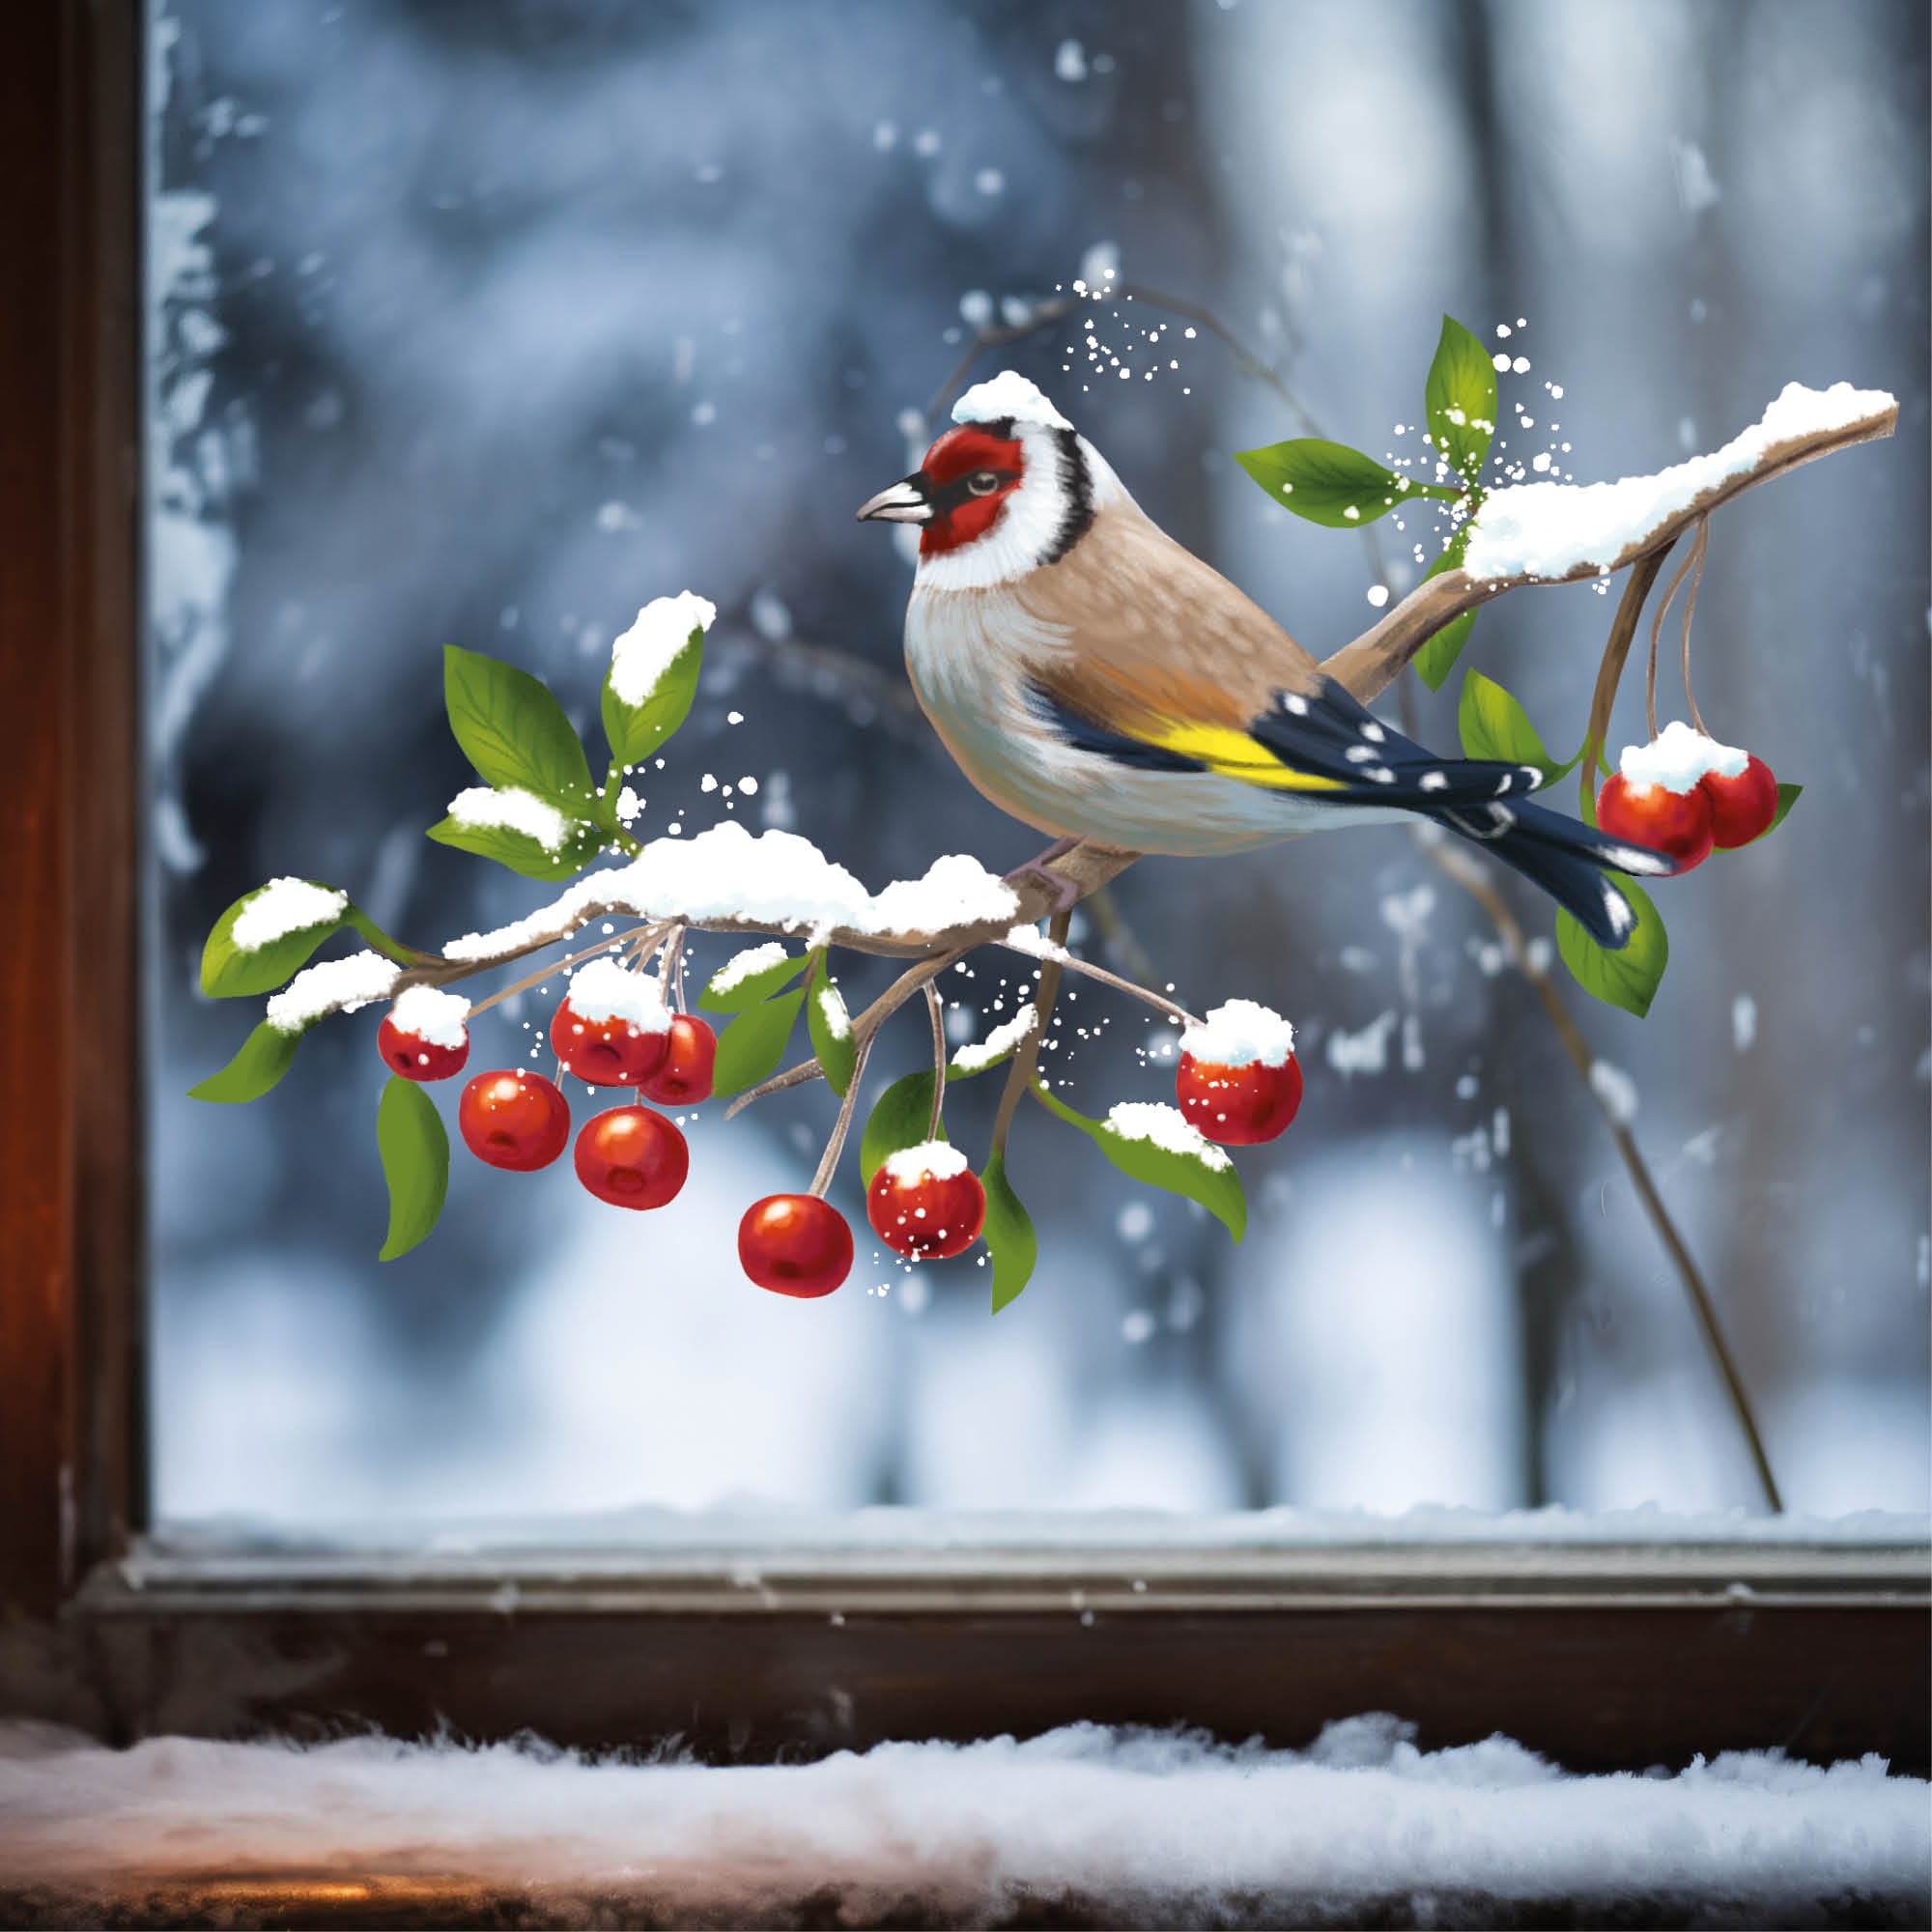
[1,1719,1922,1922]
[442,824,1020,963]
[1105,1101,1231,1171]
[229,877,346,952]
[609,591,717,708]
[952,1004,1037,1073]
[952,368,1073,431]
[1004,923,1071,962]
[709,940,790,995]
[815,980,851,1038]
[1619,719,1747,792]
[1181,999,1295,1069]
[562,958,669,1032]
[1463,381,1894,582]
[265,951,400,1035]
[386,984,470,1049]
[447,784,577,854]
[881,1140,971,1185]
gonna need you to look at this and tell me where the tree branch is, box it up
[1321,395,1896,704]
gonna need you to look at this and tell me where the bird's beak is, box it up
[856,475,932,525]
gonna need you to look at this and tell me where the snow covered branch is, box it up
[1321,383,1897,704]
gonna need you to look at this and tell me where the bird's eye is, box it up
[967,470,1001,496]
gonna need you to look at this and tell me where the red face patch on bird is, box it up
[916,423,1026,556]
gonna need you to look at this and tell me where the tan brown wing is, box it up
[1014,500,1324,736]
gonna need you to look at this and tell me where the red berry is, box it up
[550,996,669,1087]
[574,1104,688,1209]
[738,1194,853,1297]
[1699,754,1778,849]
[638,1013,718,1106]
[1596,772,1714,872]
[867,1147,986,1260]
[458,1069,570,1172]
[378,1013,469,1083]
[1176,1052,1303,1146]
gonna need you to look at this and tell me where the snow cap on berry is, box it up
[388,984,471,1049]
[1180,999,1295,1069]
[952,369,1071,431]
[563,957,671,1031]
[881,1140,971,1184]
[1618,720,1748,793]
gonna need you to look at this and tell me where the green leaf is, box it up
[1233,438,1420,529]
[345,908,419,966]
[860,1069,945,1184]
[602,626,704,770]
[1557,877,1669,1019]
[981,1150,1038,1315]
[699,947,807,1013]
[443,644,597,812]
[376,1074,449,1262]
[711,988,806,1098]
[1752,782,1802,842]
[1411,531,1479,692]
[200,881,351,998]
[1457,670,1577,786]
[1032,1085,1246,1244]
[806,957,858,1097]
[1424,313,1498,486]
[426,809,606,881]
[188,1020,307,1103]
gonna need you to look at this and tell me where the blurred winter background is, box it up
[146,0,1928,1537]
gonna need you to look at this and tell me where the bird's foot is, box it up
[1005,838,1083,916]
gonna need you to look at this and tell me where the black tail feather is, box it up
[1434,796,1674,949]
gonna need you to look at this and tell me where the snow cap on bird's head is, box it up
[949,371,1071,431]
[856,368,1122,589]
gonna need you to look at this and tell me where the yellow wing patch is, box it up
[1142,720,1348,793]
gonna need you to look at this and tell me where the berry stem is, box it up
[1579,543,1677,822]
[808,1030,873,1198]
[923,981,948,1144]
[1644,536,1702,743]
[657,923,687,1009]
[465,925,662,1021]
[1679,517,1712,736]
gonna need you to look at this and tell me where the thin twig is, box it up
[1580,546,1677,817]
[997,939,1201,1030]
[1417,835,1783,1511]
[809,1032,873,1198]
[923,981,948,1144]
[990,908,1072,1159]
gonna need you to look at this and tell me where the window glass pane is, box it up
[146,0,1930,1536]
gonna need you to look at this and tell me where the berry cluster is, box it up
[1597,721,1778,873]
[374,963,1305,1301]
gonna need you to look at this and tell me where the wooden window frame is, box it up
[2,0,1925,1775]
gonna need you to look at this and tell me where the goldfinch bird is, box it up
[858,371,1673,947]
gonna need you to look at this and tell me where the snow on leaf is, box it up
[604,596,711,768]
[700,943,806,1013]
[1033,1086,1245,1243]
[426,804,605,881]
[201,878,351,997]
[806,954,857,1096]
[376,1074,448,1262]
